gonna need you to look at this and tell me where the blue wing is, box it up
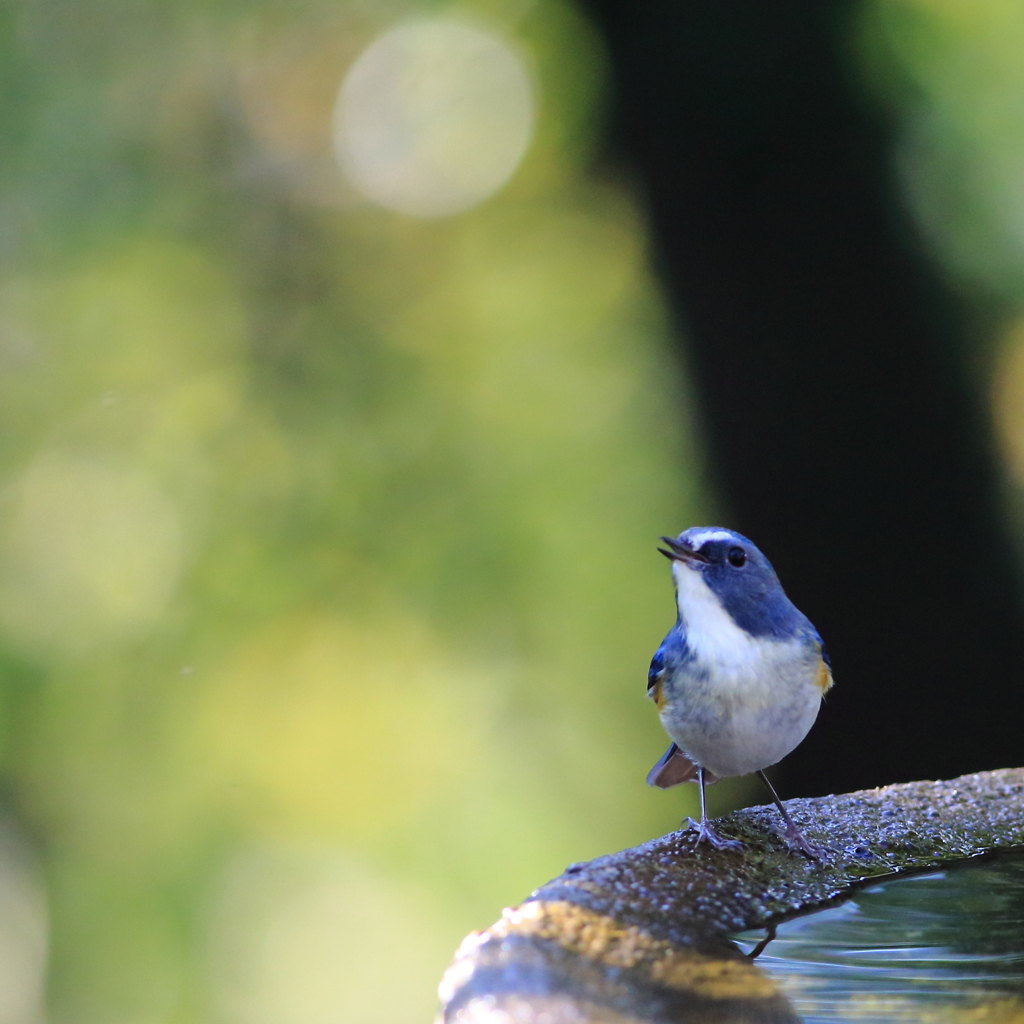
[645,628,710,787]
[647,643,665,694]
[819,638,832,669]
[648,626,693,702]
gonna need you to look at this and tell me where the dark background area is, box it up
[581,0,1024,796]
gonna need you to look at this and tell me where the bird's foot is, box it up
[684,817,745,851]
[780,824,829,862]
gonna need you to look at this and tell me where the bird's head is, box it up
[659,527,797,638]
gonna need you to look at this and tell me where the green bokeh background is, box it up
[0,1,1020,1022]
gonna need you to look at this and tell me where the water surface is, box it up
[733,855,1024,1022]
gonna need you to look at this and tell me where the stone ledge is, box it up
[438,768,1024,1023]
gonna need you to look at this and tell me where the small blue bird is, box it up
[646,527,831,856]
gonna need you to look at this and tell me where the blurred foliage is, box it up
[860,0,1024,544]
[863,0,1024,302]
[0,1,707,1022]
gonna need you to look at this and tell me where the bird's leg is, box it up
[685,766,743,850]
[757,770,826,860]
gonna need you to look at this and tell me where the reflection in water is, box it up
[734,856,1024,1023]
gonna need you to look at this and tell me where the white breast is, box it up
[664,562,822,778]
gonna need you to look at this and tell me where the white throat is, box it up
[672,561,759,666]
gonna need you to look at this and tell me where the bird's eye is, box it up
[727,546,746,567]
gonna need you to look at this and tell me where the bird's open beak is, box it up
[658,536,710,564]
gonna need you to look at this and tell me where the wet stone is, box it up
[438,768,1024,1023]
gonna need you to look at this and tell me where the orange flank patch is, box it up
[650,677,666,709]
[815,657,833,693]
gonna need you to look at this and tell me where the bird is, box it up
[646,527,831,857]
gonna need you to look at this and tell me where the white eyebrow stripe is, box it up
[686,529,735,547]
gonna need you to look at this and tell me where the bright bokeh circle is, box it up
[333,18,535,217]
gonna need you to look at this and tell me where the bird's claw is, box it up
[684,816,745,851]
[781,826,829,862]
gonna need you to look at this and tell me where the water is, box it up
[733,855,1024,1023]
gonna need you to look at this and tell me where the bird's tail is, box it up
[645,743,717,788]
